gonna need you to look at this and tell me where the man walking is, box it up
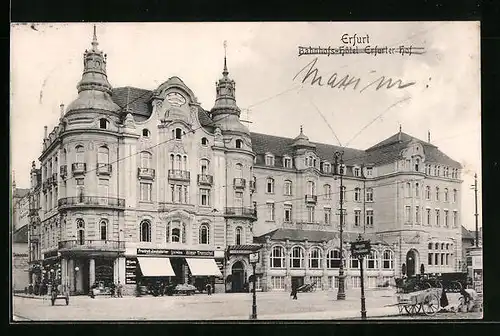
[206,283,212,296]
[117,281,123,298]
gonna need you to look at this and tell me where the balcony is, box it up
[305,194,318,204]
[97,163,112,176]
[58,240,125,252]
[72,162,86,175]
[58,196,125,210]
[29,208,39,216]
[224,207,257,220]
[138,167,155,180]
[168,169,190,181]
[42,180,49,192]
[197,174,213,185]
[233,178,246,189]
[249,180,256,192]
[51,173,58,185]
[60,165,68,178]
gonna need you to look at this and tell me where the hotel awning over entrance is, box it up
[137,257,176,277]
[186,258,222,277]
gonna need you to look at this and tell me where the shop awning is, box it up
[186,258,222,277]
[137,257,176,277]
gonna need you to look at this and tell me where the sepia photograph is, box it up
[10,21,482,321]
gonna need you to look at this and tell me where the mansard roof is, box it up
[13,225,29,244]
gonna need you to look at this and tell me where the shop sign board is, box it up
[136,248,215,257]
[350,240,371,258]
[125,258,137,285]
[249,252,260,264]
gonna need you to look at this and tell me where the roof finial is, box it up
[223,40,228,77]
[91,24,98,51]
[399,124,402,133]
[428,130,431,143]
[300,125,303,134]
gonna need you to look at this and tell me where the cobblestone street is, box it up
[12,289,481,321]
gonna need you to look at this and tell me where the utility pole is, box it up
[334,151,346,300]
[471,173,479,247]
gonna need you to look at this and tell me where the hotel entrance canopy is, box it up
[137,257,175,277]
[186,258,222,276]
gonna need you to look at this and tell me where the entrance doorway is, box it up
[406,250,417,277]
[231,261,245,292]
[291,276,304,290]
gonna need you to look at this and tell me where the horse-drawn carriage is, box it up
[50,284,69,306]
[297,283,316,292]
[395,272,466,316]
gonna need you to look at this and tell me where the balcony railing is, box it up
[51,173,58,185]
[233,178,246,189]
[138,167,156,180]
[60,165,68,178]
[97,163,112,176]
[72,162,86,175]
[58,196,125,209]
[168,169,190,181]
[58,240,125,251]
[197,174,213,185]
[224,207,257,220]
[305,194,318,203]
[249,180,256,191]
[29,208,39,216]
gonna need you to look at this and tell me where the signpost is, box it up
[249,252,259,320]
[350,234,371,320]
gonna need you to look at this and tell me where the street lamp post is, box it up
[249,252,259,320]
[334,151,346,301]
[74,266,79,294]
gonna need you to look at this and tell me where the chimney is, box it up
[428,130,431,143]
[60,104,65,118]
[44,126,48,138]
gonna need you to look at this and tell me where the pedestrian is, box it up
[110,282,116,297]
[291,284,298,300]
[206,283,212,296]
[117,281,123,298]
[460,287,479,312]
[89,283,96,299]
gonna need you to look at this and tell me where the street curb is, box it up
[14,294,45,300]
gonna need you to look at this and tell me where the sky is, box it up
[10,22,481,231]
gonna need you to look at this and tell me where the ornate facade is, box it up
[28,27,463,295]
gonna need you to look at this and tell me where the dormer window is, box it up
[283,157,292,168]
[99,118,108,129]
[142,129,150,137]
[353,167,360,177]
[414,158,420,172]
[235,139,243,149]
[265,154,275,166]
[339,164,346,175]
[201,137,209,146]
[323,163,331,173]
[366,167,373,177]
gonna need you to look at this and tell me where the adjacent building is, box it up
[11,177,31,291]
[27,27,464,295]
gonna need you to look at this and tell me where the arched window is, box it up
[142,128,150,137]
[176,154,182,170]
[270,246,285,268]
[366,250,379,269]
[76,219,85,245]
[350,252,360,268]
[235,227,243,245]
[175,128,182,139]
[97,146,109,169]
[169,154,175,170]
[99,220,107,240]
[200,159,210,175]
[426,186,431,200]
[235,139,243,149]
[140,220,151,242]
[235,163,243,178]
[75,145,85,163]
[415,183,420,197]
[428,243,433,249]
[290,246,304,268]
[365,188,373,202]
[327,249,342,269]
[308,247,321,269]
[435,187,440,201]
[354,187,361,202]
[415,158,420,171]
[266,178,275,193]
[307,181,316,195]
[444,188,449,202]
[283,180,292,196]
[324,184,331,200]
[99,118,108,129]
[435,243,439,250]
[140,151,152,168]
[199,224,210,245]
[201,137,209,146]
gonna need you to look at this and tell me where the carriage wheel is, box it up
[422,293,440,316]
[404,304,421,315]
[451,281,463,292]
[424,282,432,289]
[398,305,404,315]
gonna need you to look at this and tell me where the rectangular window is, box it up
[267,203,275,221]
[140,183,152,202]
[307,206,315,223]
[415,206,420,224]
[453,190,457,203]
[284,205,292,222]
[265,156,274,166]
[98,179,109,205]
[310,276,322,289]
[446,254,449,266]
[328,276,339,289]
[354,167,360,177]
[366,167,373,177]
[426,208,431,226]
[324,208,331,225]
[351,276,361,288]
[405,206,411,224]
[365,188,373,202]
[284,158,292,168]
[428,253,433,265]
[350,258,359,269]
[271,276,285,290]
[170,184,175,202]
[366,210,374,227]
[200,189,211,206]
[354,210,361,227]
[435,253,439,265]
[177,185,183,203]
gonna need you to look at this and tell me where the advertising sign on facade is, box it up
[125,258,137,285]
[136,248,215,257]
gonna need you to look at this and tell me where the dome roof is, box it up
[212,114,249,135]
[66,90,121,113]
[292,126,315,148]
